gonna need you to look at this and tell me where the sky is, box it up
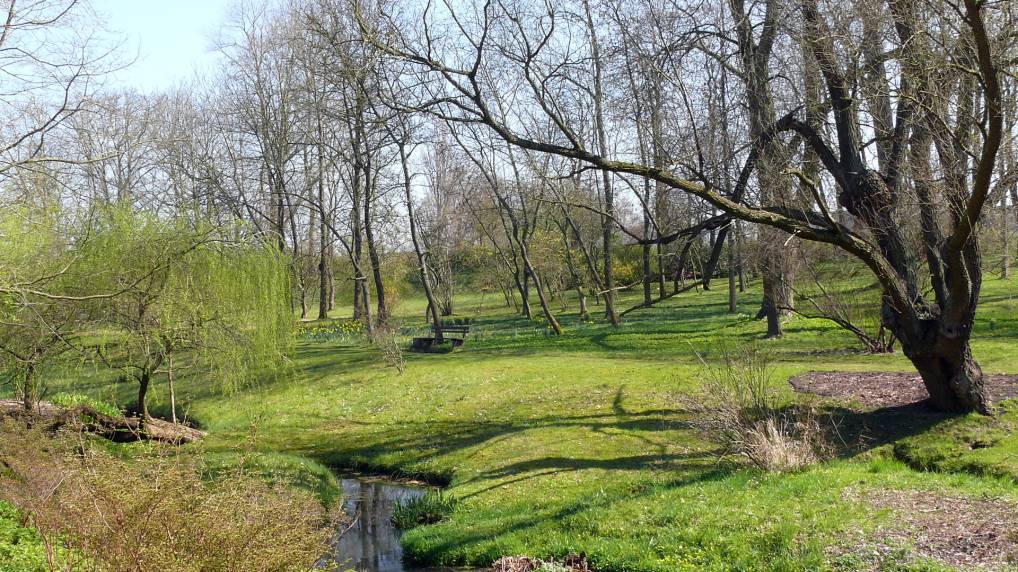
[94,0,234,93]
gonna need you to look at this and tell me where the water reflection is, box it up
[325,478,425,572]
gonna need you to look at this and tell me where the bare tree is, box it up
[362,0,1014,412]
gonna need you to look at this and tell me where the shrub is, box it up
[684,347,833,472]
[0,421,336,572]
[372,322,406,374]
[49,393,122,419]
[391,491,458,529]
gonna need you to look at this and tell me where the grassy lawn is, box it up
[23,276,1018,571]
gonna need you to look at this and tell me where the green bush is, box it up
[391,491,458,529]
[50,392,123,418]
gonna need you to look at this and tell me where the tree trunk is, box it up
[759,269,790,337]
[399,140,444,342]
[1003,197,1011,279]
[728,234,737,313]
[137,370,151,422]
[640,173,652,305]
[359,279,373,337]
[519,268,532,318]
[352,277,362,320]
[656,243,667,298]
[652,81,668,300]
[642,238,653,306]
[21,364,37,412]
[167,356,177,425]
[363,161,387,325]
[582,0,619,327]
[522,250,563,335]
[328,255,336,310]
[317,138,330,320]
[729,0,793,336]
[901,332,990,413]
[352,201,364,322]
[735,221,746,292]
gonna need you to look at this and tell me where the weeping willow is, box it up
[81,207,293,419]
[161,232,294,394]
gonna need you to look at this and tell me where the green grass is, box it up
[391,491,459,529]
[17,276,1018,571]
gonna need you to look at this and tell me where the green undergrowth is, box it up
[391,491,459,529]
[49,392,123,418]
[17,276,1018,571]
[0,501,60,572]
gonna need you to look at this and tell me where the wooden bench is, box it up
[409,322,472,351]
[431,323,469,347]
[431,323,470,339]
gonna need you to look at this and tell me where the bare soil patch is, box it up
[789,371,1018,409]
[857,487,1018,569]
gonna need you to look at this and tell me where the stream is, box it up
[321,477,461,572]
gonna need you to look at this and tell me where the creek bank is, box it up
[323,476,468,572]
[0,399,204,443]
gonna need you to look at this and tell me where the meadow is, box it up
[19,276,1018,571]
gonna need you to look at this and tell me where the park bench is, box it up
[411,319,473,351]
[431,323,470,339]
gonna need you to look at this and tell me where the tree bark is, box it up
[167,356,177,425]
[137,369,151,422]
[642,179,653,306]
[730,0,794,337]
[583,0,619,326]
[397,140,443,341]
[362,157,387,324]
[899,327,988,413]
[21,364,37,412]
[728,233,737,313]
[317,126,330,320]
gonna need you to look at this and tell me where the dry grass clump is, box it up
[0,420,335,572]
[684,347,833,472]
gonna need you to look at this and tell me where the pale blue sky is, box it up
[95,0,234,92]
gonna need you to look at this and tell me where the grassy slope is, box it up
[26,276,1018,571]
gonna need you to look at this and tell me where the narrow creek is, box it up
[320,477,469,572]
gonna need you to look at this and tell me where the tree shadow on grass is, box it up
[461,449,723,498]
[817,401,954,457]
[304,406,691,463]
[403,464,734,567]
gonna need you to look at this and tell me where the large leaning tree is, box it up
[358,0,1015,413]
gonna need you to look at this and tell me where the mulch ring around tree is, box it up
[789,371,1018,409]
[840,486,1018,569]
